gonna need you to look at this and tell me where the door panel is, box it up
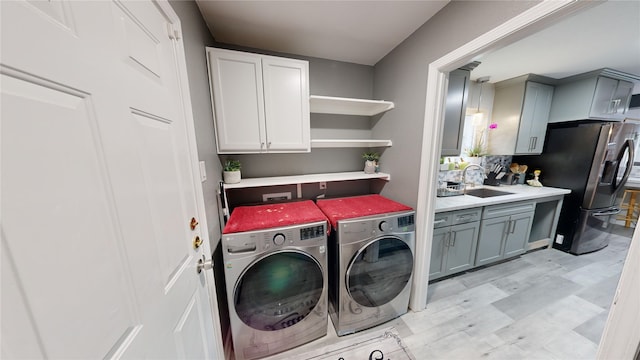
[446,222,480,273]
[503,212,534,258]
[476,217,507,266]
[1,1,219,358]
[429,227,448,279]
[262,56,310,152]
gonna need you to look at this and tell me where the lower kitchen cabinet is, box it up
[475,201,535,266]
[430,208,481,280]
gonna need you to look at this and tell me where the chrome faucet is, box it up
[462,164,485,191]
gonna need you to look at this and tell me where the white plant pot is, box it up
[223,170,241,184]
[364,160,377,174]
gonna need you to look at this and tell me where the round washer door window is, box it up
[347,237,413,307]
[234,250,324,331]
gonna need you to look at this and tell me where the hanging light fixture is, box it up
[472,76,490,124]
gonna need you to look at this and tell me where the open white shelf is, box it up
[310,139,393,148]
[223,171,391,189]
[309,95,395,116]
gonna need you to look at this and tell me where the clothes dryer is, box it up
[221,200,329,360]
[316,195,415,336]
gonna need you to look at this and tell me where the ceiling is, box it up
[196,1,640,85]
[195,0,449,65]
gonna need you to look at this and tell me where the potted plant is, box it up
[223,159,241,184]
[362,152,380,174]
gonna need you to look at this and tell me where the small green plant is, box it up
[223,159,241,172]
[362,152,380,162]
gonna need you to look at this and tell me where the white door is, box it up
[1,1,223,358]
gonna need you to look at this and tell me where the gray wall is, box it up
[373,1,540,208]
[169,0,223,246]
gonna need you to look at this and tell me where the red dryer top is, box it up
[316,194,413,230]
[223,200,328,234]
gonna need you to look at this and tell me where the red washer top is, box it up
[223,200,328,234]
[316,194,413,230]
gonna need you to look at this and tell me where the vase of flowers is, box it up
[223,159,241,184]
[466,122,497,162]
[362,152,380,174]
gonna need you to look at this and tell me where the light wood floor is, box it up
[265,224,633,360]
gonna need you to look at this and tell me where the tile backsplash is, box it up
[438,155,513,186]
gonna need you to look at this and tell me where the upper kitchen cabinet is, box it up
[441,68,471,156]
[488,75,554,155]
[548,69,637,123]
[206,48,310,154]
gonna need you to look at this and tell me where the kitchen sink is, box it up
[464,188,514,198]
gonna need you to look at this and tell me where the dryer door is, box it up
[234,250,324,331]
[346,237,413,307]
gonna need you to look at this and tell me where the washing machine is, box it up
[221,200,329,360]
[316,194,415,336]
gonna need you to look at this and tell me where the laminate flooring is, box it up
[264,224,633,360]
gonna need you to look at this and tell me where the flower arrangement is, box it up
[223,159,241,172]
[362,152,380,162]
[466,122,497,157]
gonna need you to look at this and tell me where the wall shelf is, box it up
[223,171,391,190]
[309,95,395,116]
[310,139,393,148]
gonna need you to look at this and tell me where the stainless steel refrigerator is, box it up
[514,120,638,254]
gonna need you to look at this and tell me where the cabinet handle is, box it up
[449,232,456,247]
[267,141,272,148]
[532,137,537,151]
[434,219,447,225]
[444,232,451,247]
[509,220,516,234]
[529,137,534,151]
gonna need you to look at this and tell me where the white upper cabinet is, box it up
[206,48,310,153]
[489,75,554,155]
[548,69,637,123]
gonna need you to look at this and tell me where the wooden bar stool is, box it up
[618,189,640,227]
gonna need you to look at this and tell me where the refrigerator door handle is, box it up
[612,139,635,193]
[593,208,621,217]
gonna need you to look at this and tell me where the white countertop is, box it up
[435,184,571,213]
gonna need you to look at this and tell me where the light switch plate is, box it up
[199,161,206,182]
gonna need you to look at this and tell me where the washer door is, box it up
[234,250,324,331]
[346,237,413,307]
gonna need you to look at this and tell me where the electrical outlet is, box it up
[319,182,327,190]
[555,234,564,244]
[262,192,292,202]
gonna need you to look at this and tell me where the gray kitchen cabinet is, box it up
[475,201,535,267]
[489,75,554,155]
[549,69,637,123]
[430,208,481,280]
[441,68,470,156]
[206,47,310,154]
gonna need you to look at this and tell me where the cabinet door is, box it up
[503,211,534,258]
[612,80,634,117]
[262,56,310,152]
[515,82,554,154]
[476,216,508,266]
[446,221,480,274]
[441,69,470,156]
[590,76,620,119]
[208,49,265,153]
[429,227,449,280]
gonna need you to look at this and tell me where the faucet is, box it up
[462,164,485,191]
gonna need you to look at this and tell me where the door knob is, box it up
[197,257,213,274]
